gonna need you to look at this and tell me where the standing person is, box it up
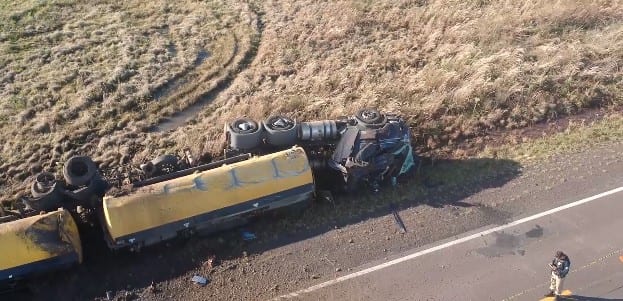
[545,251,571,298]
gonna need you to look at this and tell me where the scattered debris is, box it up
[241,231,256,241]
[225,263,237,271]
[184,149,195,167]
[348,238,354,244]
[148,281,160,294]
[335,268,342,272]
[390,203,407,233]
[311,274,320,279]
[119,291,138,301]
[317,190,334,203]
[191,275,208,286]
[202,255,217,269]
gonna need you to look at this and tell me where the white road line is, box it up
[275,186,623,299]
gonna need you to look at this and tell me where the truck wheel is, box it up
[227,118,263,150]
[63,156,97,187]
[31,172,57,198]
[355,108,387,129]
[27,173,62,211]
[23,193,62,212]
[70,172,108,202]
[264,115,299,147]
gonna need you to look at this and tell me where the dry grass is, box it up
[185,0,623,155]
[2,0,623,203]
[0,0,259,201]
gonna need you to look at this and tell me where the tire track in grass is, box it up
[151,5,264,133]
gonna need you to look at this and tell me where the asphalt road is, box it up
[282,187,623,301]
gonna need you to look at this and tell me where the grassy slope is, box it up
[186,0,623,154]
[1,0,623,203]
[0,0,258,201]
[485,113,623,162]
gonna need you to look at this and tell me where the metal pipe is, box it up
[299,120,339,141]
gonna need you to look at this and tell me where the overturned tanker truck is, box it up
[0,108,415,285]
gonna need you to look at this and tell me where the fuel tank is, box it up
[0,209,82,282]
[102,147,314,249]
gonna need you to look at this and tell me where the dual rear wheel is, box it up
[227,115,299,150]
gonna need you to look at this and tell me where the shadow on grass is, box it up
[15,157,521,300]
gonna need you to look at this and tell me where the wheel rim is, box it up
[238,122,253,131]
[36,172,55,185]
[232,119,258,133]
[268,116,294,130]
[360,110,379,122]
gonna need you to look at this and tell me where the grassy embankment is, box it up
[1,0,623,205]
[0,0,258,202]
[187,0,623,157]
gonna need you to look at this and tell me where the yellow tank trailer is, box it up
[0,209,82,282]
[102,146,315,249]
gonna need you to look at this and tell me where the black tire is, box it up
[23,194,62,212]
[264,115,299,146]
[31,172,57,198]
[69,172,108,203]
[63,156,97,187]
[26,173,62,212]
[227,118,263,150]
[355,108,387,129]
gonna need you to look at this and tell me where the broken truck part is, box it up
[0,209,82,282]
[225,108,415,191]
[0,108,415,285]
[102,147,313,249]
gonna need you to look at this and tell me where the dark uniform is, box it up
[546,251,571,297]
